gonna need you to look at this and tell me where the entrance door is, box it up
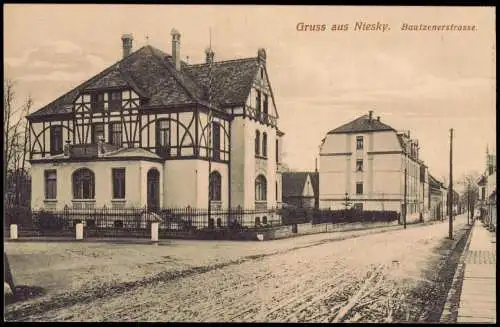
[147,168,160,210]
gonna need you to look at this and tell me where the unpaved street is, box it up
[5,216,469,322]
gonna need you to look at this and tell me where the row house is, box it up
[478,149,496,231]
[318,111,429,220]
[27,30,285,218]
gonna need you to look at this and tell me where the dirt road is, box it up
[5,216,469,322]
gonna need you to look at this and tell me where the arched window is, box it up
[262,132,267,157]
[255,130,260,156]
[255,174,267,201]
[72,168,95,199]
[209,171,222,201]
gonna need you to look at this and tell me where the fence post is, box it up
[75,223,84,240]
[10,224,18,240]
[151,222,159,242]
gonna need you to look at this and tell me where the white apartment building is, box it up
[319,111,429,220]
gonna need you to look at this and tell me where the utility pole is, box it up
[207,28,213,224]
[449,128,453,240]
[467,185,470,225]
[404,166,407,229]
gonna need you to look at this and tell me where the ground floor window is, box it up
[112,168,126,199]
[73,168,95,199]
[209,171,222,201]
[255,175,267,201]
[44,170,57,199]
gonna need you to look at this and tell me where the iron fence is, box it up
[4,205,400,239]
[4,206,283,237]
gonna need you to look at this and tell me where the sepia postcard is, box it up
[3,4,496,323]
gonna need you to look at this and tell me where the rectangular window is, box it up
[263,94,269,116]
[92,123,105,144]
[212,123,220,160]
[50,125,63,155]
[482,188,485,200]
[276,139,279,163]
[255,131,260,156]
[44,170,57,199]
[356,182,363,195]
[255,90,261,117]
[262,133,268,157]
[356,159,363,172]
[92,93,105,111]
[356,136,364,150]
[156,120,170,156]
[109,91,122,110]
[112,168,126,199]
[353,203,363,211]
[109,122,122,147]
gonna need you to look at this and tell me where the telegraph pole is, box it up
[404,166,407,229]
[207,29,213,223]
[449,128,453,240]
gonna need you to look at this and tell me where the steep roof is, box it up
[327,115,395,134]
[282,172,318,198]
[28,45,260,119]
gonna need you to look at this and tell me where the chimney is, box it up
[368,110,373,121]
[205,47,215,64]
[257,48,267,63]
[376,116,380,122]
[171,28,181,70]
[121,34,133,58]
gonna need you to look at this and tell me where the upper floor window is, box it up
[356,159,363,172]
[109,122,122,147]
[109,91,122,110]
[91,93,106,111]
[353,203,363,211]
[44,170,57,199]
[112,168,126,199]
[212,123,220,160]
[263,94,269,116]
[209,171,222,201]
[356,136,364,150]
[356,182,363,195]
[256,90,261,116]
[255,175,267,201]
[73,168,95,199]
[255,130,260,156]
[276,139,279,163]
[482,188,485,200]
[92,123,105,144]
[156,120,170,156]
[50,125,63,155]
[262,132,268,158]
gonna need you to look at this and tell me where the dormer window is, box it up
[110,91,122,110]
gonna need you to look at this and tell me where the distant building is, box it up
[282,172,319,209]
[429,174,446,220]
[318,111,429,220]
[479,148,497,230]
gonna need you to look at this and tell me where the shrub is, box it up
[37,211,70,231]
[4,206,33,228]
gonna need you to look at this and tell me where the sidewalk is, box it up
[456,220,496,323]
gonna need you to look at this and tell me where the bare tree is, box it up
[457,171,481,219]
[4,78,33,206]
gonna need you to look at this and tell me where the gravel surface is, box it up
[4,216,469,322]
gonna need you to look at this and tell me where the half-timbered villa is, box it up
[27,30,284,215]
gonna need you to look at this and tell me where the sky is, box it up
[4,5,496,188]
